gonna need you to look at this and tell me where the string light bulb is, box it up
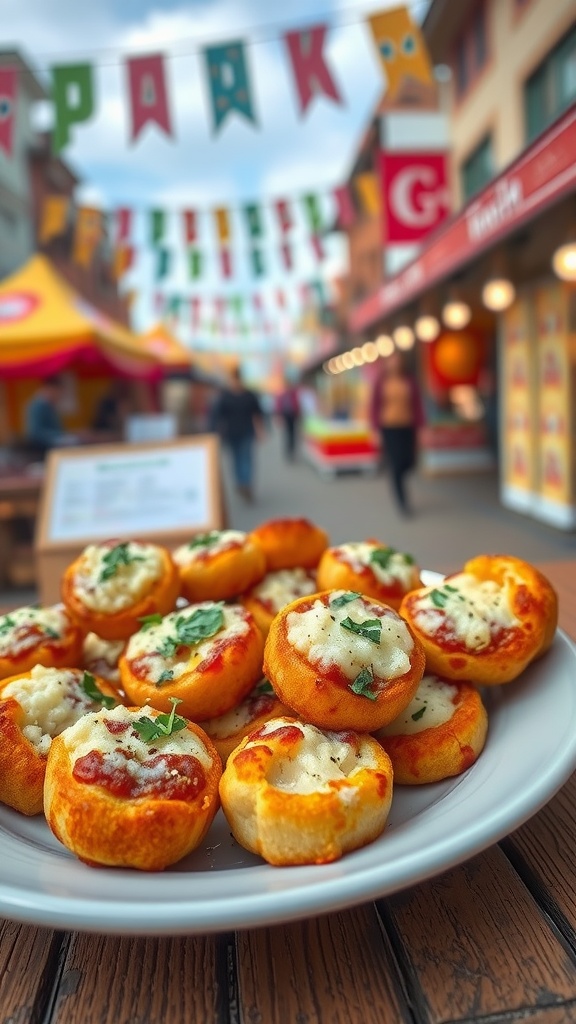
[414,315,441,342]
[482,277,516,311]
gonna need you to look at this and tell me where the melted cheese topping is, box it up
[203,682,273,739]
[412,573,519,651]
[125,602,250,684]
[172,530,247,566]
[63,704,212,771]
[73,542,164,613]
[251,568,317,612]
[378,675,458,736]
[336,542,419,590]
[82,633,124,684]
[286,592,413,683]
[0,604,70,658]
[2,665,105,756]
[250,718,376,794]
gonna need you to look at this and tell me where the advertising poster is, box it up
[501,294,536,498]
[535,282,572,507]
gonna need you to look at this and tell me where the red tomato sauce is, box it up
[73,749,206,800]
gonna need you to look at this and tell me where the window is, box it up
[453,0,489,100]
[525,25,576,141]
[461,136,494,201]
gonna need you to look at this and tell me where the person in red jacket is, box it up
[369,351,424,515]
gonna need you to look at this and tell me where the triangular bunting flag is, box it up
[72,206,103,267]
[126,54,172,142]
[150,209,166,245]
[52,63,95,153]
[183,210,198,244]
[284,25,342,115]
[244,203,263,238]
[302,193,324,233]
[0,68,17,156]
[333,184,356,229]
[188,248,203,280]
[116,207,132,243]
[39,195,70,244]
[155,247,170,280]
[368,7,433,100]
[203,41,256,133]
[275,199,292,234]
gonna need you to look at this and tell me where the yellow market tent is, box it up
[138,323,196,371]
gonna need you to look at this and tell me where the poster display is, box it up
[535,282,573,511]
[500,294,537,506]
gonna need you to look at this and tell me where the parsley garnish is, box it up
[430,588,449,608]
[340,616,382,644]
[156,668,174,687]
[349,667,378,700]
[138,613,163,631]
[370,546,415,569]
[81,671,116,709]
[330,591,361,609]
[411,705,427,721]
[43,626,60,640]
[132,698,188,742]
[157,605,225,659]
[255,679,275,695]
[0,614,16,635]
[188,531,221,550]
[99,542,145,582]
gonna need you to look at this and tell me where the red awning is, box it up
[349,103,576,334]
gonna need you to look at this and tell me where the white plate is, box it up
[1,571,576,936]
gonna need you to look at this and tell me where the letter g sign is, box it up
[380,152,450,243]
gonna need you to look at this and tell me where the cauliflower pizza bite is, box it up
[240,568,318,638]
[0,665,119,815]
[120,601,265,722]
[44,702,222,871]
[0,604,83,681]
[172,529,266,603]
[264,590,425,732]
[399,554,558,685]
[62,540,180,641]
[202,678,293,763]
[374,675,488,785]
[249,517,329,571]
[317,541,421,610]
[82,633,125,693]
[220,717,394,865]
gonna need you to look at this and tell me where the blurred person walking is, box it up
[24,376,77,458]
[275,381,301,461]
[211,365,264,502]
[370,351,424,515]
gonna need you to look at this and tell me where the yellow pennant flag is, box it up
[73,207,103,267]
[214,207,231,244]
[112,244,134,280]
[39,195,70,244]
[368,6,433,99]
[355,173,381,217]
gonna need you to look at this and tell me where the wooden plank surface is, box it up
[0,919,62,1023]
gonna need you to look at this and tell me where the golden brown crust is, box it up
[399,555,558,685]
[263,591,425,732]
[44,716,222,870]
[0,670,118,816]
[239,569,318,639]
[0,616,83,682]
[177,537,266,603]
[374,680,488,784]
[316,541,422,611]
[119,610,265,721]
[62,544,180,641]
[202,688,294,763]
[219,719,394,865]
[249,518,329,571]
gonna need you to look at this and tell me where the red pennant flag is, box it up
[276,288,286,309]
[0,68,17,156]
[334,184,355,229]
[311,235,325,261]
[116,207,132,242]
[300,283,310,305]
[154,291,164,316]
[275,199,292,234]
[126,54,172,142]
[284,25,342,115]
[252,293,263,313]
[281,242,293,270]
[190,296,201,331]
[220,247,232,278]
[183,210,197,244]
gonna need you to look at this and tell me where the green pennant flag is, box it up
[311,279,325,305]
[155,248,170,281]
[302,194,323,234]
[204,41,256,133]
[52,64,95,153]
[189,248,202,280]
[166,294,181,319]
[244,203,263,238]
[250,247,265,277]
[229,295,243,319]
[151,209,166,245]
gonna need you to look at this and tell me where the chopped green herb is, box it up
[411,705,427,721]
[430,588,449,609]
[157,605,225,659]
[81,671,116,710]
[444,584,458,593]
[99,542,145,583]
[156,668,174,687]
[255,679,275,695]
[42,626,60,640]
[370,547,415,570]
[340,616,382,645]
[0,614,16,635]
[349,667,378,701]
[188,531,221,550]
[133,698,188,743]
[138,613,163,631]
[330,591,362,609]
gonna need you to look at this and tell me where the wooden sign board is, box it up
[35,435,225,604]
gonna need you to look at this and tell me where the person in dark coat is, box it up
[24,376,72,457]
[211,365,264,502]
[369,351,424,515]
[275,383,301,461]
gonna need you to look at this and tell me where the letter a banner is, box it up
[0,68,17,156]
[368,7,433,100]
[52,63,94,153]
[284,25,342,115]
[203,41,256,133]
[126,54,172,142]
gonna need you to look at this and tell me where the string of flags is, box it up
[0,7,433,155]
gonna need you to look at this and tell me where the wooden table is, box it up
[1,561,575,1024]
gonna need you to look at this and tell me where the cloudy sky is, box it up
[5,0,427,369]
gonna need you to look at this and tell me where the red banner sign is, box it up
[380,151,450,243]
